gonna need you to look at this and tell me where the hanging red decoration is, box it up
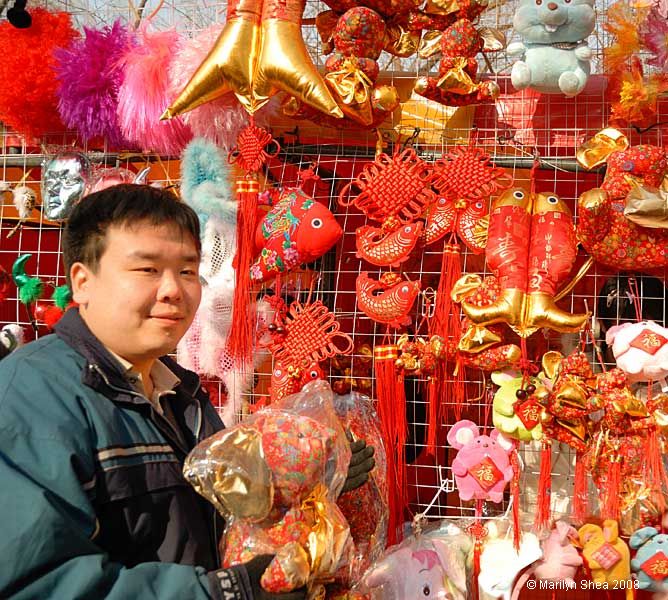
[262,295,353,403]
[226,122,280,367]
[424,144,512,452]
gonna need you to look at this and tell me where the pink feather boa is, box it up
[54,20,132,148]
[117,26,193,154]
[167,24,247,151]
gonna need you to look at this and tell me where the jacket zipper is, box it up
[92,364,220,566]
[193,382,203,442]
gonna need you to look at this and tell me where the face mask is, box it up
[41,153,91,221]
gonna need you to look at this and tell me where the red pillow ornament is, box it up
[322,0,420,19]
[576,128,668,271]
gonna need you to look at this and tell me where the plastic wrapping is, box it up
[331,392,388,594]
[184,381,353,594]
[358,520,473,600]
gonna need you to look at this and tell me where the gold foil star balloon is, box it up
[163,0,261,117]
[163,0,343,119]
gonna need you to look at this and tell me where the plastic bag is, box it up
[184,381,353,594]
[357,520,473,600]
[331,392,388,593]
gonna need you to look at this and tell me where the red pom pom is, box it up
[43,306,65,329]
[0,9,78,139]
[32,302,48,323]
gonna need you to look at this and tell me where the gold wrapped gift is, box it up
[624,178,668,229]
[436,57,479,95]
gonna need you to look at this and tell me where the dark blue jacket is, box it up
[0,308,253,599]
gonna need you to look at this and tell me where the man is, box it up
[0,184,373,599]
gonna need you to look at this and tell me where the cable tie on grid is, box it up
[421,287,436,317]
[402,127,420,150]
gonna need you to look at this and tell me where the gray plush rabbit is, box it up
[508,0,596,96]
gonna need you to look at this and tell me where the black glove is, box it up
[340,431,375,495]
[210,554,308,600]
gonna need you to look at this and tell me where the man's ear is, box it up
[69,262,94,306]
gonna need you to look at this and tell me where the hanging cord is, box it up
[627,276,643,322]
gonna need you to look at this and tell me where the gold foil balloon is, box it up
[253,0,343,117]
[163,0,262,117]
[164,0,342,119]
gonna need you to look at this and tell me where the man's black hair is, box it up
[63,184,201,284]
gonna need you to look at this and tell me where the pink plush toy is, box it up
[447,420,515,503]
[362,522,472,600]
[606,320,668,383]
[534,521,583,584]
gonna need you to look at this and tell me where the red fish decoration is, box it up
[424,196,488,252]
[251,187,343,283]
[356,271,421,328]
[355,221,423,267]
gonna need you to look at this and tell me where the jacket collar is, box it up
[54,308,201,402]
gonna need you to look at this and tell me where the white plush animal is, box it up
[606,320,668,384]
[478,523,542,600]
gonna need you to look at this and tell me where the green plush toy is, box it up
[492,370,544,442]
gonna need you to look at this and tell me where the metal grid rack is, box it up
[0,4,667,598]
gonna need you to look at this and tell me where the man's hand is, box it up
[241,554,307,600]
[341,431,375,495]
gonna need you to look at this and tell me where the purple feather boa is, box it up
[54,20,132,148]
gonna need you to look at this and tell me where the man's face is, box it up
[71,222,201,366]
[41,154,89,221]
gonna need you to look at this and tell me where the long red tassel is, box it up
[470,500,485,600]
[427,242,464,455]
[227,177,258,367]
[602,456,621,521]
[374,345,407,545]
[534,440,552,532]
[511,449,521,551]
[572,451,588,526]
[646,428,667,514]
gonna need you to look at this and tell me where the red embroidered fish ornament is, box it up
[251,187,343,283]
[355,221,424,267]
[356,272,421,328]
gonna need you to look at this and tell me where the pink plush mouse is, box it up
[447,420,515,503]
[606,321,668,383]
[534,521,583,584]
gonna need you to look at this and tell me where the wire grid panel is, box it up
[0,0,666,583]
